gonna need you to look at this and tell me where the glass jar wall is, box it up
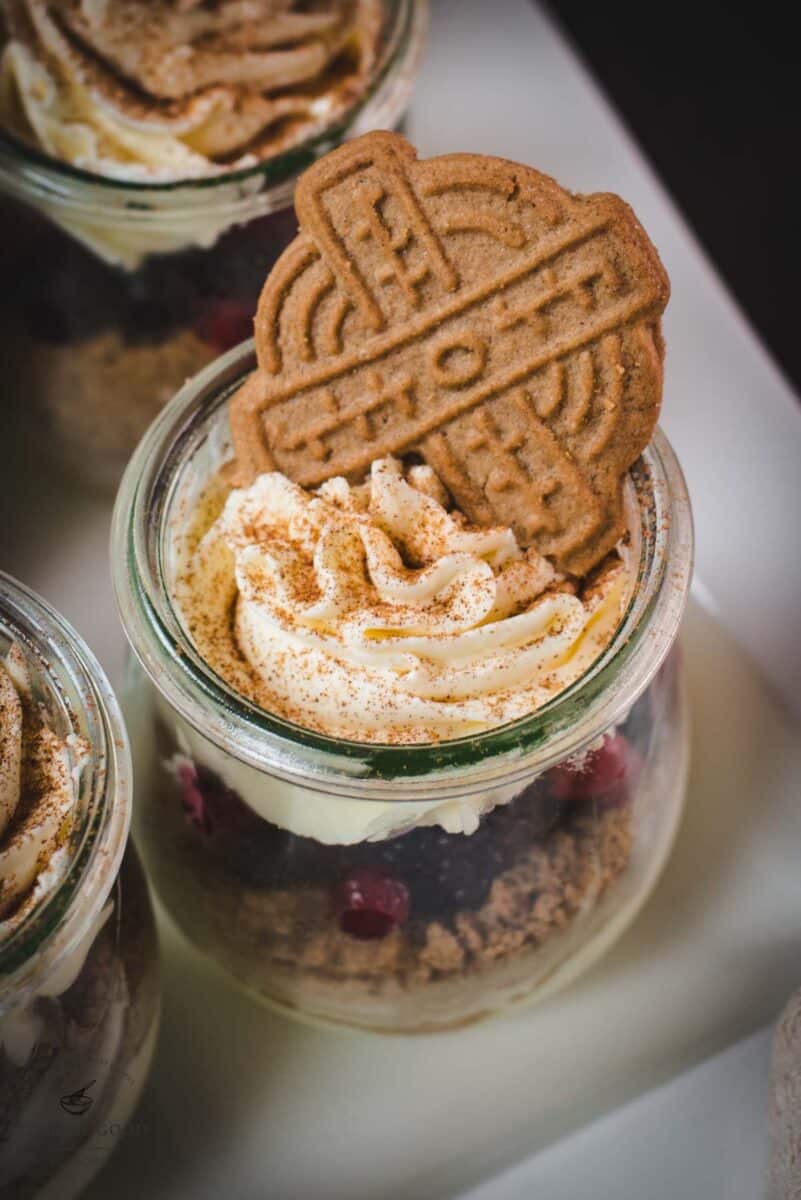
[0,0,427,490]
[0,575,160,1198]
[112,348,693,1034]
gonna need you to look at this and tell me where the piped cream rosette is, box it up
[0,0,381,265]
[177,457,630,745]
[0,645,83,930]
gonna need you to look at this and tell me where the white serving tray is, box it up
[3,1,801,1196]
[459,1027,774,1200]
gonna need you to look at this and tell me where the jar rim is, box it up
[0,0,426,212]
[0,574,132,1003]
[112,341,694,801]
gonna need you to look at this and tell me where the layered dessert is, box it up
[2,207,283,484]
[0,644,159,1198]
[0,0,383,180]
[117,133,692,1030]
[0,1,423,485]
[144,434,663,1027]
[149,633,654,1029]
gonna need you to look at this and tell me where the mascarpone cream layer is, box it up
[175,457,630,746]
[0,644,82,932]
[0,0,380,181]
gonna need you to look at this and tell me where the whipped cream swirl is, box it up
[0,645,82,929]
[0,0,381,181]
[176,458,630,744]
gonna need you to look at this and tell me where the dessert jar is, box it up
[0,574,160,1198]
[0,0,426,491]
[112,347,693,1035]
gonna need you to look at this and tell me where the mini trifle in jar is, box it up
[112,374,692,1033]
[112,135,693,1033]
[0,573,160,1198]
[0,0,426,487]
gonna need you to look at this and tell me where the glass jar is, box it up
[0,0,427,491]
[0,574,160,1198]
[112,345,693,1035]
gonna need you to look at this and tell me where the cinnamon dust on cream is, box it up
[172,457,630,744]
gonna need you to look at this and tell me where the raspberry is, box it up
[176,762,213,836]
[175,762,258,838]
[194,299,253,352]
[548,733,632,801]
[332,867,410,939]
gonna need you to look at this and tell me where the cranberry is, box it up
[548,733,633,802]
[176,761,213,836]
[175,761,258,838]
[194,299,254,352]
[332,867,410,940]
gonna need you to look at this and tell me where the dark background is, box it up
[547,1,798,394]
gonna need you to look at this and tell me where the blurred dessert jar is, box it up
[0,0,427,487]
[111,343,693,1035]
[0,573,160,1200]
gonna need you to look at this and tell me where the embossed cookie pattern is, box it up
[228,132,669,575]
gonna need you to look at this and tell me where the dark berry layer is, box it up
[3,199,297,349]
[166,711,648,940]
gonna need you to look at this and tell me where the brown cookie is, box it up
[228,131,669,575]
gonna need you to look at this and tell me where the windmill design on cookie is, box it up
[228,132,669,575]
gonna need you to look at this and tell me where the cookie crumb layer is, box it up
[149,775,631,1025]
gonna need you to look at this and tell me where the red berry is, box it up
[176,762,213,836]
[194,299,254,352]
[175,761,258,838]
[548,733,633,802]
[332,867,410,940]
